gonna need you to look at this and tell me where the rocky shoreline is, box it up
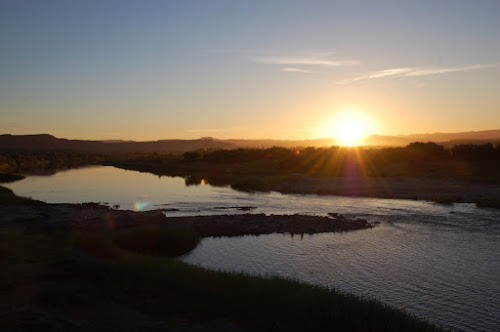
[167,213,372,237]
[0,200,373,236]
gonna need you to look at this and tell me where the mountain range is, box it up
[1,130,499,153]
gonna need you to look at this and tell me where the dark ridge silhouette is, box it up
[225,138,335,148]
[0,134,105,151]
[0,134,237,153]
[363,129,500,146]
[403,129,500,142]
[2,129,500,153]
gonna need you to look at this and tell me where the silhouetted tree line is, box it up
[3,141,499,178]
[184,142,500,165]
[0,151,104,174]
[451,143,499,161]
[197,146,304,163]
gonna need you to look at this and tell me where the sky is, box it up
[1,0,499,141]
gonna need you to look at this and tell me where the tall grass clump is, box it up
[78,253,442,332]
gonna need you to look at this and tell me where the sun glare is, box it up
[336,118,365,147]
[316,109,376,146]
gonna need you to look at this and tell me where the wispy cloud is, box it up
[405,64,493,76]
[368,68,413,78]
[338,63,496,85]
[280,67,312,73]
[253,56,359,67]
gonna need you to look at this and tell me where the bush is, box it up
[231,176,273,192]
[0,173,25,183]
[0,185,29,204]
[112,226,200,257]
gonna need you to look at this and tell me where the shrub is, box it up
[112,226,200,257]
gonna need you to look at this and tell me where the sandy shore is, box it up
[0,200,373,236]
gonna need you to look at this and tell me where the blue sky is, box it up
[1,1,499,140]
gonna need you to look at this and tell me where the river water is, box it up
[4,166,500,331]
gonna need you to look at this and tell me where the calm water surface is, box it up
[5,166,500,331]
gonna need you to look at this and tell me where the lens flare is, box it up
[134,200,151,211]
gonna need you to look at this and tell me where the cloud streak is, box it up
[280,67,312,73]
[368,68,413,78]
[405,64,493,76]
[253,56,359,67]
[338,63,496,84]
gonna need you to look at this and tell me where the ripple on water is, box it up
[182,219,500,332]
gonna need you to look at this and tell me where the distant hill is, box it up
[0,134,237,153]
[1,130,499,153]
[225,138,334,149]
[0,134,107,151]
[363,130,500,147]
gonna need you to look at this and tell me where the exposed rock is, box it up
[0,200,374,236]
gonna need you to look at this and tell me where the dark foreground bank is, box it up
[0,187,442,331]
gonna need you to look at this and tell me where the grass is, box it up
[82,254,441,331]
[0,224,443,331]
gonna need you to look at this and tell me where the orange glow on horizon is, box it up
[336,118,365,147]
[317,110,377,147]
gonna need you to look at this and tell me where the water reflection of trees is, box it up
[184,175,203,186]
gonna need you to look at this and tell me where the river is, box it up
[4,166,500,331]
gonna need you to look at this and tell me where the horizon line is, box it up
[2,128,500,143]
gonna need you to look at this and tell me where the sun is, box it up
[316,109,376,146]
[335,118,365,147]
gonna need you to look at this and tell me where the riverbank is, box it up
[105,155,500,209]
[3,144,500,208]
[0,187,441,331]
[273,176,500,208]
[0,188,373,236]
